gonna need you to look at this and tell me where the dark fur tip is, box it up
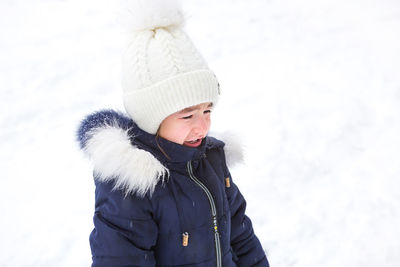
[76,109,133,150]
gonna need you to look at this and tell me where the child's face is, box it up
[158,102,213,147]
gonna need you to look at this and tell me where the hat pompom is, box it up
[120,0,185,32]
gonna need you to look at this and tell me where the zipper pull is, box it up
[225,177,231,188]
[182,232,189,247]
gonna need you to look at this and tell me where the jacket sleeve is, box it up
[220,147,269,267]
[225,175,269,267]
[90,180,158,267]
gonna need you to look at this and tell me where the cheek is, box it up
[203,116,211,133]
[206,117,211,129]
[171,128,187,142]
[175,124,192,139]
[160,121,191,144]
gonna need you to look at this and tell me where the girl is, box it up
[77,0,269,266]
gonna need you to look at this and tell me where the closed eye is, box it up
[181,109,211,119]
[181,115,192,119]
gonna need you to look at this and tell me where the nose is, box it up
[193,115,209,136]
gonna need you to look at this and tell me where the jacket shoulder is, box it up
[77,109,169,198]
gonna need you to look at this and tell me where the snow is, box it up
[1,0,399,266]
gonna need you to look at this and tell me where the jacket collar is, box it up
[77,109,241,197]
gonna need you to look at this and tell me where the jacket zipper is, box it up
[186,161,222,267]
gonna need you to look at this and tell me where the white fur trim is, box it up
[84,125,169,197]
[210,131,244,168]
[119,0,184,32]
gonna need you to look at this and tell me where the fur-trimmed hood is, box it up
[77,110,243,197]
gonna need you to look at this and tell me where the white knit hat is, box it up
[120,0,220,134]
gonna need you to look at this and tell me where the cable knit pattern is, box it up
[137,31,153,87]
[157,29,179,75]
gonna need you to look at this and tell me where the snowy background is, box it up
[1,0,399,266]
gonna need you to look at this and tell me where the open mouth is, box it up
[183,138,202,147]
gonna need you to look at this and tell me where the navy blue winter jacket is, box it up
[78,110,269,267]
